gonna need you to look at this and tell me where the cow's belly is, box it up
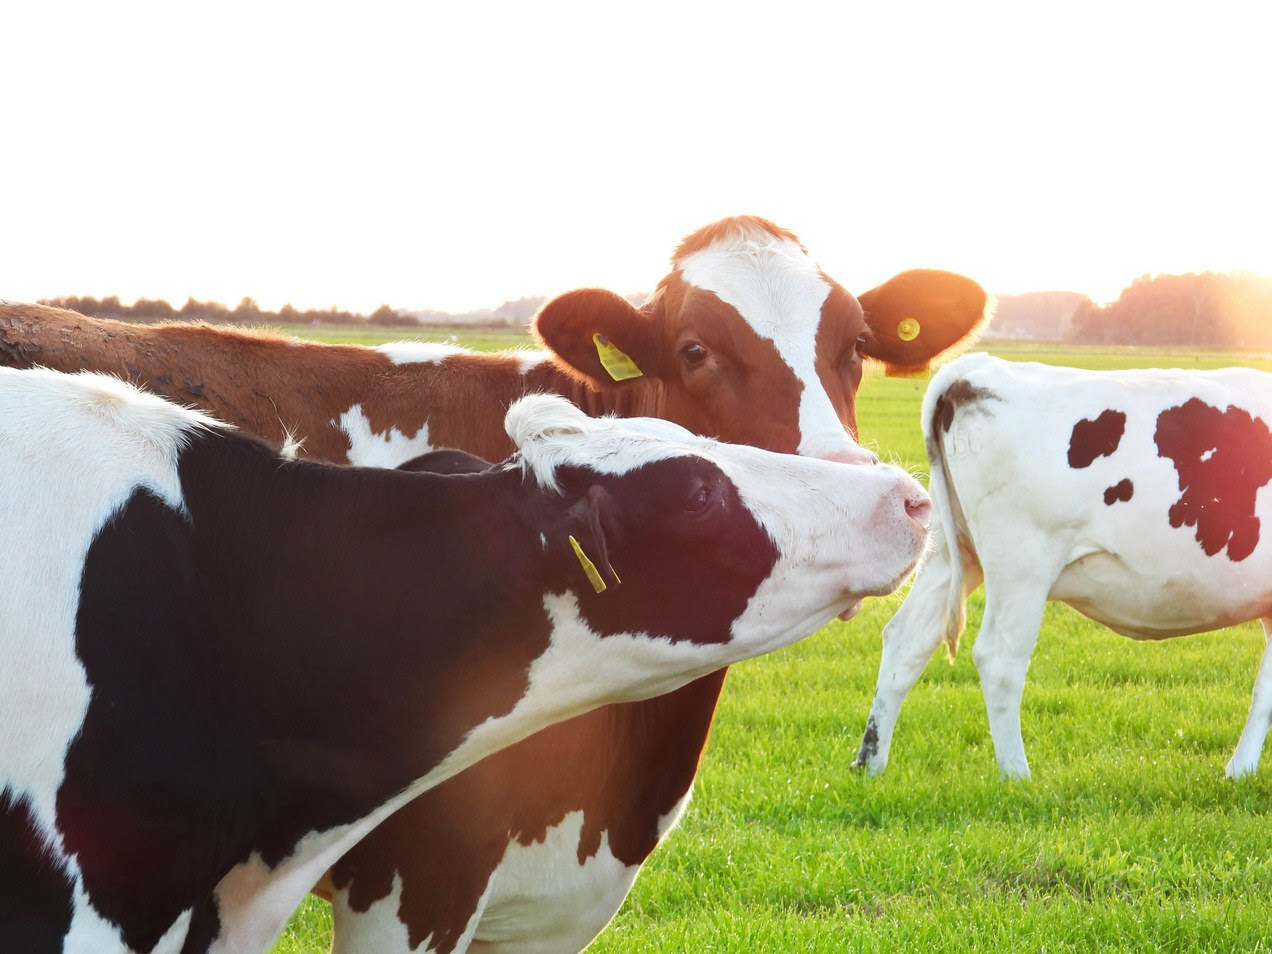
[468,810,645,954]
[1051,547,1272,639]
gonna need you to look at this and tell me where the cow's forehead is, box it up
[674,232,832,347]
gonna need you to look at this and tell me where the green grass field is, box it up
[271,331,1272,953]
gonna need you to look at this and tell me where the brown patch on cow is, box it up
[932,379,999,437]
[1068,410,1127,468]
[1154,398,1272,561]
[671,215,802,261]
[1104,478,1134,505]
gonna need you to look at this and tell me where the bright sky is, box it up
[3,1,1269,314]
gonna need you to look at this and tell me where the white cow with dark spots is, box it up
[854,353,1272,780]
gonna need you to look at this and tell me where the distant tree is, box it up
[368,304,416,326]
[131,297,177,321]
[231,297,262,323]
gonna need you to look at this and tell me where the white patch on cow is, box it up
[676,226,870,462]
[471,813,638,954]
[336,403,435,468]
[656,790,693,840]
[421,591,746,793]
[515,349,553,374]
[332,871,493,954]
[375,341,468,365]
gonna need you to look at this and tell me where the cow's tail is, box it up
[922,367,978,662]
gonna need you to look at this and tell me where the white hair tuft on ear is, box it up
[505,393,590,448]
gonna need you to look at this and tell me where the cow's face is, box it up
[507,393,930,695]
[534,216,989,463]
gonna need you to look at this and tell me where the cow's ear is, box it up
[857,270,992,374]
[533,288,663,389]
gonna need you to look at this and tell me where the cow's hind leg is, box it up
[1226,616,1272,778]
[972,574,1051,780]
[853,527,982,775]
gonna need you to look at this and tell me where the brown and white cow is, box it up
[0,368,931,953]
[0,216,988,953]
[854,353,1272,781]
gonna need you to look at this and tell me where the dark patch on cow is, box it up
[557,458,778,646]
[854,717,880,766]
[0,789,73,954]
[927,379,1001,464]
[397,449,492,476]
[179,899,222,954]
[58,428,559,951]
[934,380,999,436]
[1154,398,1272,561]
[1103,478,1134,506]
[1068,410,1126,468]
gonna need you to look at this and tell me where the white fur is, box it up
[375,341,468,365]
[470,814,637,954]
[336,403,435,467]
[332,871,493,954]
[857,353,1272,780]
[676,224,875,464]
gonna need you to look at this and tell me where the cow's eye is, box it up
[854,333,869,355]
[681,342,708,367]
[684,475,718,517]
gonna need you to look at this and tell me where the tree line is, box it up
[1069,272,1272,349]
[39,295,423,327]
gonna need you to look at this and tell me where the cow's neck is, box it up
[520,360,664,423]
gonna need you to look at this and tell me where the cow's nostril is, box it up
[905,494,932,529]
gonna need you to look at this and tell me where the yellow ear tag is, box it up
[592,333,644,382]
[897,317,921,342]
[569,534,609,594]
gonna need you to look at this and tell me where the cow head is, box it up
[504,393,930,697]
[533,216,989,463]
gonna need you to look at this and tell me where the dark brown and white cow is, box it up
[0,216,988,953]
[853,353,1272,780]
[0,367,930,954]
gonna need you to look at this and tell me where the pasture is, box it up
[273,331,1272,953]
